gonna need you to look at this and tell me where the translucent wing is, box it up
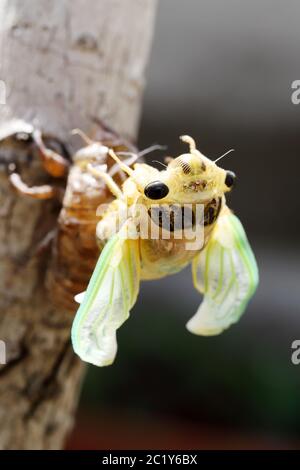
[71,220,140,366]
[187,208,259,335]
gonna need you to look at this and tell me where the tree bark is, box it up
[0,0,157,449]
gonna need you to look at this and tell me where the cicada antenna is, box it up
[152,160,167,169]
[71,128,94,145]
[87,162,123,199]
[138,144,167,157]
[108,152,139,177]
[214,149,235,163]
[109,144,167,177]
[115,144,166,159]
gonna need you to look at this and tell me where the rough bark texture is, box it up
[0,0,157,449]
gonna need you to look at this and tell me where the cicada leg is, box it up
[164,156,174,164]
[87,162,123,199]
[32,129,69,178]
[9,169,63,200]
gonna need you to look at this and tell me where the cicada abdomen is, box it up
[46,130,137,312]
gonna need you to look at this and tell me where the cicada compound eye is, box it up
[144,181,169,200]
[225,171,236,189]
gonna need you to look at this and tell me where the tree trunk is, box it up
[0,0,157,449]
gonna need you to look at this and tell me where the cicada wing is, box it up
[71,221,140,366]
[74,291,86,304]
[188,209,259,336]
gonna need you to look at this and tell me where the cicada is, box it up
[71,135,259,367]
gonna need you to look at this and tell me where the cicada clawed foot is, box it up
[32,129,69,178]
[9,171,63,200]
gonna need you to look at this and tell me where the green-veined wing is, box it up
[71,220,140,366]
[187,209,259,335]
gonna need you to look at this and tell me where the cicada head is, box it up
[116,135,235,208]
[160,135,236,204]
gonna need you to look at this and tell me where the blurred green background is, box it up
[68,0,300,449]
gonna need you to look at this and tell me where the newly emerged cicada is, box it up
[72,135,259,367]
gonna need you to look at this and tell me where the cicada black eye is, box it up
[144,181,169,200]
[225,171,236,189]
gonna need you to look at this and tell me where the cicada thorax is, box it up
[140,196,224,280]
[146,197,222,232]
[47,137,137,312]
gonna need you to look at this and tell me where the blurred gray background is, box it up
[71,0,300,449]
